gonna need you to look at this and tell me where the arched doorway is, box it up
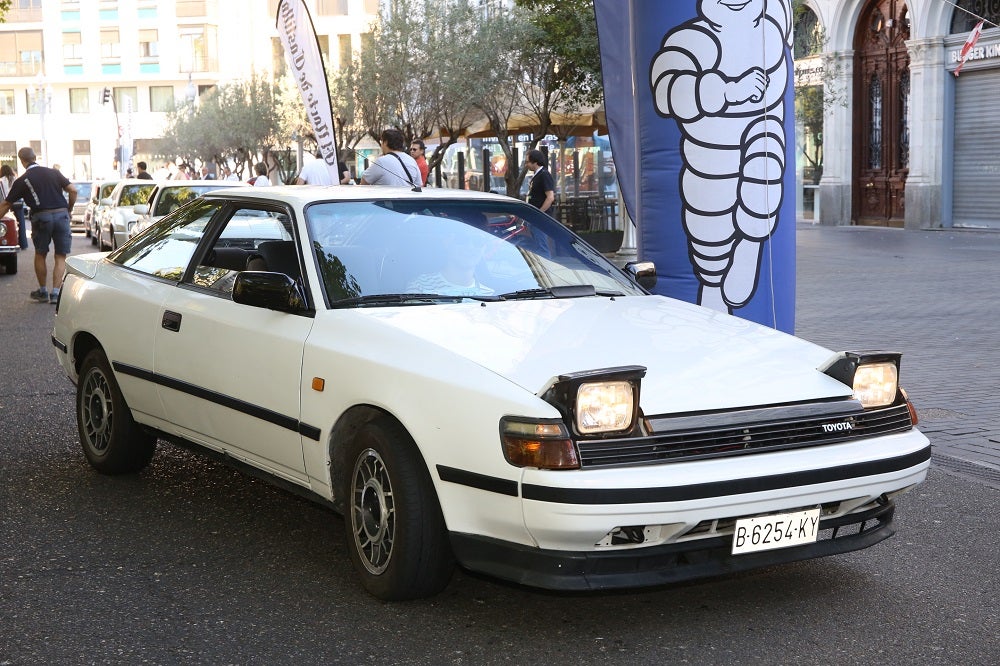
[853,0,910,227]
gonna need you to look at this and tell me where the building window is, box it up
[0,90,14,115]
[176,0,209,18]
[139,29,159,60]
[363,0,379,13]
[317,0,348,16]
[950,1,1000,33]
[113,86,139,113]
[339,34,352,68]
[101,29,121,60]
[6,0,42,22]
[317,34,330,67]
[272,37,287,77]
[150,85,174,112]
[69,88,89,113]
[63,32,84,63]
[179,26,218,73]
[0,31,43,77]
[793,5,823,59]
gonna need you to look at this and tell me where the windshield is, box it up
[153,185,231,217]
[304,199,644,306]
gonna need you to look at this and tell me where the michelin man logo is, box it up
[650,0,792,313]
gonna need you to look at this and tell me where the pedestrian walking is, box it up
[135,161,154,180]
[525,149,556,216]
[410,139,430,186]
[0,147,77,303]
[295,151,336,186]
[360,129,420,188]
[0,164,28,249]
[251,162,271,187]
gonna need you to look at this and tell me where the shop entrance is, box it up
[852,0,910,227]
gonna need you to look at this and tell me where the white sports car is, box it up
[52,185,930,600]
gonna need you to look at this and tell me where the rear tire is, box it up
[2,254,16,275]
[343,417,453,600]
[77,348,156,474]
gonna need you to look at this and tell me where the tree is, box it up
[0,1,10,23]
[161,74,292,181]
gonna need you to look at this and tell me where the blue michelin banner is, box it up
[595,0,796,333]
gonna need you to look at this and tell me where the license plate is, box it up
[732,508,821,555]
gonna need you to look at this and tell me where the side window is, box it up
[185,206,296,296]
[113,200,221,279]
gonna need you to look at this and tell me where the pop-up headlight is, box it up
[539,365,645,437]
[820,352,901,409]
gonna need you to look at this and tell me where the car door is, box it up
[152,202,312,482]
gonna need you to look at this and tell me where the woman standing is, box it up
[0,164,28,249]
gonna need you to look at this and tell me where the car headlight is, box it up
[820,351,901,409]
[576,381,634,434]
[852,362,898,408]
[540,365,645,437]
[0,221,7,235]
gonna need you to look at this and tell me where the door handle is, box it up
[161,310,182,332]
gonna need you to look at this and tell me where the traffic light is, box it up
[101,87,112,105]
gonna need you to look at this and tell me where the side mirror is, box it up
[232,271,306,313]
[133,204,149,216]
[625,261,657,290]
[100,197,114,206]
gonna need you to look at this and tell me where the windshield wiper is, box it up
[499,285,624,300]
[331,293,501,308]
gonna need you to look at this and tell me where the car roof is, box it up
[154,179,245,190]
[200,185,517,207]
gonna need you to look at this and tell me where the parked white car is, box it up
[52,186,930,600]
[86,180,118,246]
[131,179,244,237]
[97,179,156,250]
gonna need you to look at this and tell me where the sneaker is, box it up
[29,288,48,303]
[49,291,60,304]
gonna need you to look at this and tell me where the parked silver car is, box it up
[97,179,156,250]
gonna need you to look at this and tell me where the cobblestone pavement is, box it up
[793,224,1000,482]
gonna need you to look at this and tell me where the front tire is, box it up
[77,348,156,474]
[343,418,453,600]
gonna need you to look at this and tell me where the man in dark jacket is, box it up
[0,147,77,303]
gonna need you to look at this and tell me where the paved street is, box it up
[793,223,1000,485]
[1,225,998,665]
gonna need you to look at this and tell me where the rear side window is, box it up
[112,200,222,280]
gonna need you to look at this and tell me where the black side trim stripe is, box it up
[521,445,932,505]
[113,362,321,441]
[437,465,519,497]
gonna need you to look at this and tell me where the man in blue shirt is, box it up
[0,147,77,303]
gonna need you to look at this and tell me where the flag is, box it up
[954,20,985,77]
[594,0,796,332]
[276,0,341,183]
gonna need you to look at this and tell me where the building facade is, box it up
[795,0,1000,230]
[0,0,378,180]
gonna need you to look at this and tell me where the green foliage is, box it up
[0,0,10,22]
[161,73,291,179]
[514,0,602,107]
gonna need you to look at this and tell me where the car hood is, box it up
[361,296,852,415]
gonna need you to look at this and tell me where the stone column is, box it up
[904,37,945,229]
[818,50,854,226]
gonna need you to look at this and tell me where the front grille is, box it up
[576,402,913,468]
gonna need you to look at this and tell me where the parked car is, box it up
[52,186,930,600]
[131,179,244,237]
[86,180,118,247]
[96,179,156,250]
[0,212,18,274]
[68,180,94,233]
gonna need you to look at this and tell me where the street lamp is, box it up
[32,73,53,165]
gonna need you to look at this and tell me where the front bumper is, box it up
[451,500,896,591]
